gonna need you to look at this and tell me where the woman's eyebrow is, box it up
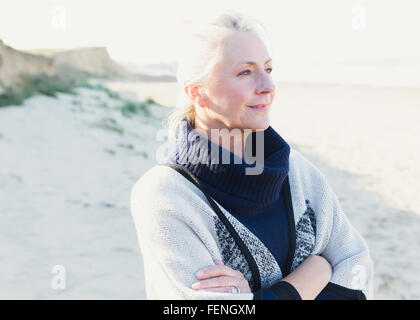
[236,58,272,67]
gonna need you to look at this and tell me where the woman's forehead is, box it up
[218,32,271,68]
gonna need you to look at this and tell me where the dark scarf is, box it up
[166,117,291,208]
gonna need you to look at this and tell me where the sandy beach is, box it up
[1,80,419,299]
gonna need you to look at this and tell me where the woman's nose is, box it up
[256,74,275,95]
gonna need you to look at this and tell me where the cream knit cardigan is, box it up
[130,148,374,300]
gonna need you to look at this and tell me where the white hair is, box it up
[162,9,272,144]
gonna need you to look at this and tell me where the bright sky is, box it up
[1,0,419,85]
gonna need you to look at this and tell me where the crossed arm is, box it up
[191,254,332,300]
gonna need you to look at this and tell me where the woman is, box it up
[130,10,374,300]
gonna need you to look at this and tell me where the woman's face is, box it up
[200,31,275,131]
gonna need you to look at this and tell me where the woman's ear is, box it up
[184,85,198,101]
[185,85,208,108]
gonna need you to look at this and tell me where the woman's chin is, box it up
[247,117,270,131]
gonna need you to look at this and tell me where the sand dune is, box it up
[0,87,166,299]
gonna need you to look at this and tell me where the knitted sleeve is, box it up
[130,168,255,300]
[314,172,375,300]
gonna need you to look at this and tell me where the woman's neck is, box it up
[193,118,253,161]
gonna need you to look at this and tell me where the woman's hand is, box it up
[191,259,251,294]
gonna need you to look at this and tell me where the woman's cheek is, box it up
[231,88,251,106]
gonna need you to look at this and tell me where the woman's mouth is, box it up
[248,104,268,111]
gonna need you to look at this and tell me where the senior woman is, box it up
[130,10,374,300]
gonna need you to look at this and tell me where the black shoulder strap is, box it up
[159,162,263,297]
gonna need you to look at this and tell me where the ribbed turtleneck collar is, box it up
[166,117,290,205]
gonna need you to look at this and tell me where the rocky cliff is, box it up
[0,40,129,95]
[0,40,56,93]
[52,46,129,78]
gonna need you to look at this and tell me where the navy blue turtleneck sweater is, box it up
[166,117,347,300]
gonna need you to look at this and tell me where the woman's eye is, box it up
[238,70,251,76]
[238,68,273,76]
